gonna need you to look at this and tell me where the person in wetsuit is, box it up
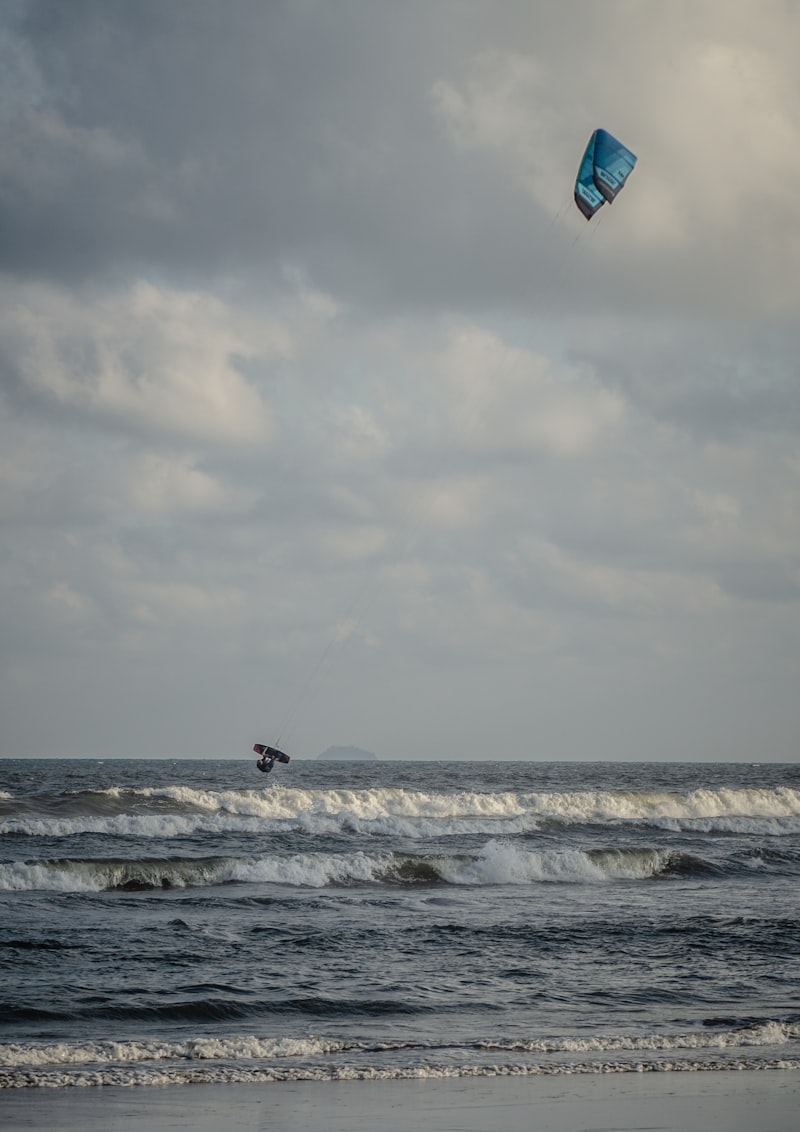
[254,743,290,774]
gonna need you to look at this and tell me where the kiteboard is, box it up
[253,743,290,764]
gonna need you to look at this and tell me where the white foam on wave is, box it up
[3,1020,795,1071]
[649,815,800,836]
[4,784,800,841]
[0,852,398,893]
[0,786,537,841]
[0,811,270,840]
[227,849,394,887]
[0,861,99,893]
[481,1019,800,1054]
[106,782,800,827]
[0,840,679,893]
[0,1034,352,1069]
[4,1057,800,1088]
[0,850,400,892]
[135,785,530,820]
[440,840,673,885]
[2,1020,799,1088]
[515,786,800,829]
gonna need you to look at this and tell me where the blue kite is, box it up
[574,129,637,220]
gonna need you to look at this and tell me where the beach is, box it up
[3,1071,799,1132]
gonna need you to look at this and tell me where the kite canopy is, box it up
[574,129,637,220]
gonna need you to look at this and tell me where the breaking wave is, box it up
[3,784,800,840]
[2,1019,798,1089]
[0,842,748,893]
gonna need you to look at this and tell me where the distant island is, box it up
[317,745,378,762]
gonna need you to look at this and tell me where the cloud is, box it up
[437,325,625,457]
[520,536,730,619]
[431,10,800,318]
[2,1,800,760]
[119,453,236,517]
[1,280,276,443]
[432,49,565,206]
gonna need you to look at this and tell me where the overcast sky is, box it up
[2,0,799,762]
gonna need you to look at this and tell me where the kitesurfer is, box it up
[253,742,290,774]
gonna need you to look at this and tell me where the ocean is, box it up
[1,758,799,1090]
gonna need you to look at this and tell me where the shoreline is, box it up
[3,1069,799,1132]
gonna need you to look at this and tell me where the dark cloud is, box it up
[3,3,460,287]
[1,1,626,311]
[574,325,800,441]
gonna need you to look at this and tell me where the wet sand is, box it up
[3,1070,799,1132]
